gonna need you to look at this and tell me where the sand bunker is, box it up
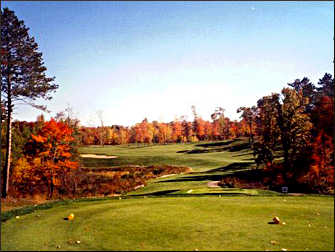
[80,154,118,159]
[159,174,177,178]
[207,181,220,188]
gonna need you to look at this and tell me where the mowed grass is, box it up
[79,139,252,171]
[2,139,334,251]
[79,139,263,196]
[2,196,333,251]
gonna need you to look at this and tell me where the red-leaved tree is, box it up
[13,119,79,198]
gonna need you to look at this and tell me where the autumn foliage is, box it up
[75,73,334,194]
[302,95,334,193]
[253,74,334,193]
[79,115,251,146]
[12,119,79,198]
[2,73,334,198]
[303,130,334,192]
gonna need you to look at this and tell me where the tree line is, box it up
[251,74,334,193]
[1,7,58,198]
[1,7,333,199]
[79,107,251,146]
[78,73,334,193]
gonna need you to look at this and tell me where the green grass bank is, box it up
[2,139,334,251]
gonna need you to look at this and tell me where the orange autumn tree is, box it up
[14,119,79,198]
[305,129,334,192]
[171,120,183,143]
[303,95,334,193]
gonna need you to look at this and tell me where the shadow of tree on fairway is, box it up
[240,158,257,162]
[226,142,251,152]
[130,192,252,198]
[156,174,225,183]
[232,152,253,157]
[195,139,237,148]
[134,189,180,196]
[176,150,189,153]
[191,162,255,174]
[176,148,228,154]
[176,141,251,155]
[176,146,231,154]
[156,162,256,183]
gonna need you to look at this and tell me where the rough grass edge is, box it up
[0,196,121,222]
[2,193,332,222]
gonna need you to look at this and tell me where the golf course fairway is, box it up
[1,140,334,251]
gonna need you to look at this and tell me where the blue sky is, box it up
[3,1,334,126]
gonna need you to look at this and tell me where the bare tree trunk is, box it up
[48,168,54,199]
[249,122,255,158]
[97,110,105,147]
[48,177,54,199]
[281,135,290,184]
[2,79,12,198]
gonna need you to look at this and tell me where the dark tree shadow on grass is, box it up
[176,141,251,155]
[134,189,180,196]
[176,150,189,153]
[176,148,227,154]
[232,152,253,157]
[157,162,256,183]
[195,139,237,148]
[193,162,255,174]
[130,192,252,198]
[227,142,251,152]
[156,174,225,183]
[242,157,256,161]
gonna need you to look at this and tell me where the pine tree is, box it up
[1,8,58,198]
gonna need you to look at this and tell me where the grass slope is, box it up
[2,196,333,251]
[2,138,334,251]
[80,138,263,196]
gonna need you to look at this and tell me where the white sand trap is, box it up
[80,154,118,159]
[134,184,145,190]
[207,181,220,188]
[159,174,176,178]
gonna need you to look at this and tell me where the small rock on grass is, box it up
[273,216,280,224]
[15,216,20,219]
